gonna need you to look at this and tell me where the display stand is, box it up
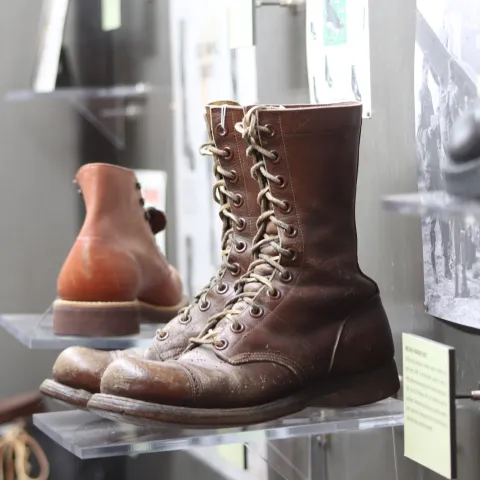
[33,399,404,478]
[0,314,162,350]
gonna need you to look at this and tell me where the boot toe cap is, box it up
[100,357,192,405]
[53,346,112,393]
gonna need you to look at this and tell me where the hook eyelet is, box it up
[216,124,229,137]
[199,300,211,312]
[214,339,229,350]
[231,322,245,333]
[179,315,191,325]
[285,225,298,238]
[235,241,247,253]
[250,306,264,318]
[223,147,234,160]
[267,288,281,300]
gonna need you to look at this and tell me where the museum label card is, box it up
[403,333,456,479]
[227,0,255,49]
[102,0,122,31]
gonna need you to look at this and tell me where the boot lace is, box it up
[156,142,245,338]
[0,422,49,480]
[188,106,292,348]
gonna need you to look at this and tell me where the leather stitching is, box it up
[176,362,202,403]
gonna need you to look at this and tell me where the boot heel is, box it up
[309,360,400,408]
[53,300,141,337]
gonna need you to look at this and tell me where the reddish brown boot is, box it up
[40,103,261,408]
[89,103,400,427]
[53,163,186,337]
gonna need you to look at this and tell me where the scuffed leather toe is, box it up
[100,357,193,406]
[52,346,113,393]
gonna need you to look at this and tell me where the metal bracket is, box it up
[256,0,305,9]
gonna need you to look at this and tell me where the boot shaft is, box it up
[76,163,152,240]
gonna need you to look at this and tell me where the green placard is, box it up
[403,333,456,479]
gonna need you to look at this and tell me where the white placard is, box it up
[134,170,168,255]
[306,0,372,118]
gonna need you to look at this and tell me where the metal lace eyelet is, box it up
[216,124,229,137]
[77,188,83,195]
[280,271,293,283]
[236,218,246,232]
[223,147,234,160]
[279,201,293,214]
[135,182,142,190]
[199,300,211,312]
[139,198,145,206]
[179,314,191,325]
[229,170,239,184]
[250,305,264,318]
[233,194,244,208]
[235,241,247,253]
[214,339,229,350]
[285,249,298,262]
[269,151,280,164]
[267,288,281,300]
[285,225,298,238]
[216,283,229,294]
[230,263,241,277]
[231,322,245,333]
[158,330,169,340]
[276,176,287,188]
[265,124,277,138]
[144,211,151,221]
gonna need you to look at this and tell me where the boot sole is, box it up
[52,296,189,337]
[87,360,400,428]
[40,379,93,410]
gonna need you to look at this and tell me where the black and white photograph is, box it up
[415,0,480,327]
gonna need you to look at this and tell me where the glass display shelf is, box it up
[383,190,480,222]
[5,83,149,102]
[0,314,162,350]
[33,398,403,460]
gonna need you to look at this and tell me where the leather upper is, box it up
[100,103,396,408]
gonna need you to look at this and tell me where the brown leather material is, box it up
[57,164,183,306]
[142,104,261,362]
[98,103,399,420]
[44,104,262,403]
[0,392,45,425]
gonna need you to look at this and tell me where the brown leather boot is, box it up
[89,103,400,427]
[53,163,186,336]
[40,103,261,408]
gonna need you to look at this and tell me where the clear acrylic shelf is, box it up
[33,398,404,460]
[383,190,480,222]
[0,314,162,350]
[4,83,150,102]
[4,84,150,150]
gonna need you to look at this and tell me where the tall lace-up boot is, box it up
[89,103,400,426]
[40,102,261,408]
[53,163,186,336]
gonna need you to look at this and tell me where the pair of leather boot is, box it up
[42,102,400,427]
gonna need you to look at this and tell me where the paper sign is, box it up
[216,444,246,470]
[134,170,167,256]
[228,0,255,49]
[403,333,456,479]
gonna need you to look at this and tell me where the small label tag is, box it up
[228,0,255,49]
[403,333,456,479]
